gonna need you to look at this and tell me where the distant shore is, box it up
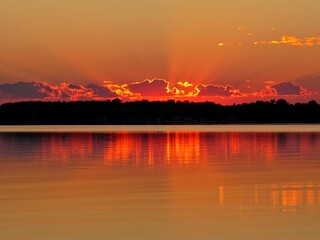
[1,125,320,134]
[1,99,320,125]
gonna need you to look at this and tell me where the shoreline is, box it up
[1,124,320,133]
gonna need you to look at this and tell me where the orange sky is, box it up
[0,0,320,103]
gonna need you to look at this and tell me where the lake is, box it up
[1,125,320,239]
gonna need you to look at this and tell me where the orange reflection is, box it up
[166,132,200,164]
[217,182,320,213]
[1,132,319,167]
[1,131,320,214]
[102,132,201,166]
[219,185,225,206]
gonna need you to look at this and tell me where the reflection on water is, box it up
[217,183,320,213]
[1,131,320,165]
[1,128,320,239]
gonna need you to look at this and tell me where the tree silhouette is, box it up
[0,99,319,124]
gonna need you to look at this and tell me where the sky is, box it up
[0,0,320,104]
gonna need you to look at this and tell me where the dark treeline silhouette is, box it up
[0,99,320,124]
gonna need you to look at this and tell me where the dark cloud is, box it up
[0,81,118,102]
[271,82,304,95]
[60,91,70,99]
[127,79,170,97]
[87,84,117,98]
[0,82,62,100]
[68,83,84,90]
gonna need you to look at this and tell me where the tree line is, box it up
[0,99,319,124]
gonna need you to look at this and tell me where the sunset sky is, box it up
[0,0,319,104]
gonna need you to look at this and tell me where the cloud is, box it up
[254,36,320,46]
[87,84,118,98]
[169,82,199,97]
[67,83,84,90]
[196,84,242,97]
[0,81,119,102]
[126,79,170,97]
[58,83,92,100]
[0,82,68,100]
[219,35,320,47]
[0,80,314,103]
[102,82,133,98]
[252,81,310,97]
[264,81,275,85]
[252,86,277,97]
[271,82,308,95]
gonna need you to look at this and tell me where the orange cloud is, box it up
[254,36,320,46]
[169,82,199,97]
[102,82,133,98]
[59,83,93,100]
[196,84,243,97]
[264,81,275,85]
[252,85,277,97]
[177,81,193,88]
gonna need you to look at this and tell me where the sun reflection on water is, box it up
[1,131,320,213]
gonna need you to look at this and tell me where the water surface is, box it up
[1,125,320,239]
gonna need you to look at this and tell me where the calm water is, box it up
[1,125,320,239]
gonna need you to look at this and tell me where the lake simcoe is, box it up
[1,125,320,240]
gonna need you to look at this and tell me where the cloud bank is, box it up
[0,79,314,103]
